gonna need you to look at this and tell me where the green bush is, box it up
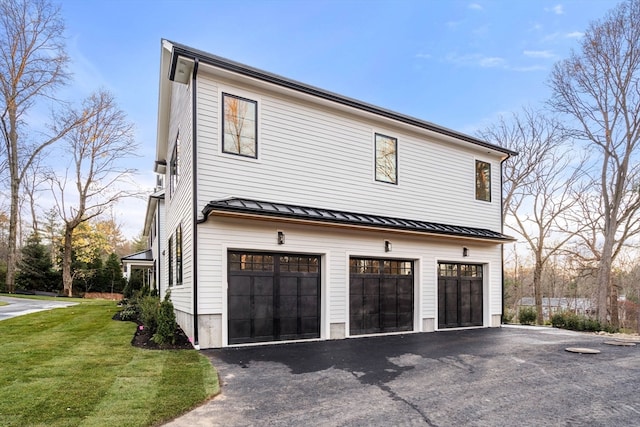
[119,301,140,322]
[550,311,605,332]
[139,295,160,333]
[518,306,537,325]
[153,292,177,345]
[551,312,566,328]
[502,308,515,323]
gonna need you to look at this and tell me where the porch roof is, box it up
[202,198,515,243]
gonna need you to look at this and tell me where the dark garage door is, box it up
[350,258,414,335]
[228,252,321,345]
[438,263,483,329]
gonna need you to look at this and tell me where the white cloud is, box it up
[479,56,505,67]
[469,3,483,10]
[510,65,547,72]
[566,31,584,38]
[545,4,564,15]
[445,53,506,68]
[530,23,543,32]
[523,50,556,59]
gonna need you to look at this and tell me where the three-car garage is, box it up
[227,250,486,345]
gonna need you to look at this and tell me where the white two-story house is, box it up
[152,39,516,349]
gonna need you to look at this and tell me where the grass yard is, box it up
[0,299,219,427]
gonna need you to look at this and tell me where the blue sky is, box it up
[56,0,617,238]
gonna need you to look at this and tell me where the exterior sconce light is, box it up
[385,240,392,252]
[463,247,469,257]
[277,231,285,245]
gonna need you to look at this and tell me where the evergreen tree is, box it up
[16,233,59,292]
[104,252,126,293]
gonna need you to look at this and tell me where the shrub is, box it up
[139,295,160,333]
[551,311,605,332]
[153,292,178,345]
[551,312,566,328]
[502,308,515,323]
[119,303,140,322]
[518,306,537,325]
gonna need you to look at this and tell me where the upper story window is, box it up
[222,93,257,158]
[475,160,491,202]
[375,133,397,184]
[169,133,179,196]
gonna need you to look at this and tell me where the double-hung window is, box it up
[475,160,491,202]
[375,133,397,184]
[222,93,257,158]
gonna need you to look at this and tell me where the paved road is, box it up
[165,326,640,427]
[0,296,77,321]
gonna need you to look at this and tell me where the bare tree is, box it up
[549,0,640,327]
[480,108,583,324]
[0,0,80,292]
[48,90,138,296]
[22,154,47,234]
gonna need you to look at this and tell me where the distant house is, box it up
[146,39,515,348]
[517,297,596,319]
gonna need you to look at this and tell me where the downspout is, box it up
[500,153,511,326]
[157,204,161,294]
[191,58,200,347]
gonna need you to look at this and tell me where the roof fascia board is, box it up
[165,40,517,157]
[156,40,174,164]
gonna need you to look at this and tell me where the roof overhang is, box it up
[121,249,153,263]
[142,189,165,238]
[202,198,516,244]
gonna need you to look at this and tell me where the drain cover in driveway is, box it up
[565,347,601,354]
[603,341,636,346]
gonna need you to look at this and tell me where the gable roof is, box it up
[158,39,517,164]
[202,198,515,243]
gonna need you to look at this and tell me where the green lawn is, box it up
[0,299,219,427]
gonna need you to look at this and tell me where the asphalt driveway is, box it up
[165,326,640,426]
[0,296,77,321]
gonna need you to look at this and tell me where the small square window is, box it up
[375,133,397,184]
[223,93,257,158]
[475,160,491,202]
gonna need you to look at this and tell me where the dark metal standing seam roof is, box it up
[202,198,515,242]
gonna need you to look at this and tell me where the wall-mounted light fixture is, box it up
[277,231,285,245]
[463,247,469,257]
[385,240,392,252]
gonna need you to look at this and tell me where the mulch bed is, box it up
[113,311,194,350]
